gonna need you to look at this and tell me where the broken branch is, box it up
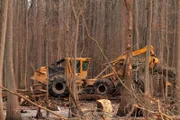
[0,85,67,120]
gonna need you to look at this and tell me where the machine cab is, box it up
[66,58,91,79]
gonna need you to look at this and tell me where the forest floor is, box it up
[3,100,121,120]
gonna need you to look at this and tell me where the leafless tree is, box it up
[0,0,8,119]
[145,0,152,97]
[117,0,134,116]
[5,0,21,119]
[176,0,180,110]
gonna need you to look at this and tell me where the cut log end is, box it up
[97,99,113,120]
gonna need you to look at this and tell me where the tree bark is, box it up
[24,0,29,89]
[69,0,83,117]
[176,0,180,108]
[0,0,9,120]
[120,0,127,53]
[117,0,133,116]
[144,1,152,117]
[135,0,139,49]
[5,0,22,119]
[165,0,169,98]
[145,0,152,97]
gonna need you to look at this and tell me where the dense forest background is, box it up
[0,0,177,89]
[0,0,180,119]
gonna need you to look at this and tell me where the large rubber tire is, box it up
[48,77,69,98]
[113,81,123,96]
[93,79,115,96]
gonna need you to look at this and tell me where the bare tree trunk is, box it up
[0,0,8,120]
[159,0,165,96]
[135,0,139,49]
[143,1,153,117]
[165,0,169,98]
[176,0,180,110]
[13,0,19,89]
[117,0,133,116]
[24,0,29,89]
[145,0,152,97]
[5,0,21,119]
[37,0,45,68]
[172,0,177,67]
[120,0,127,53]
[69,0,83,117]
